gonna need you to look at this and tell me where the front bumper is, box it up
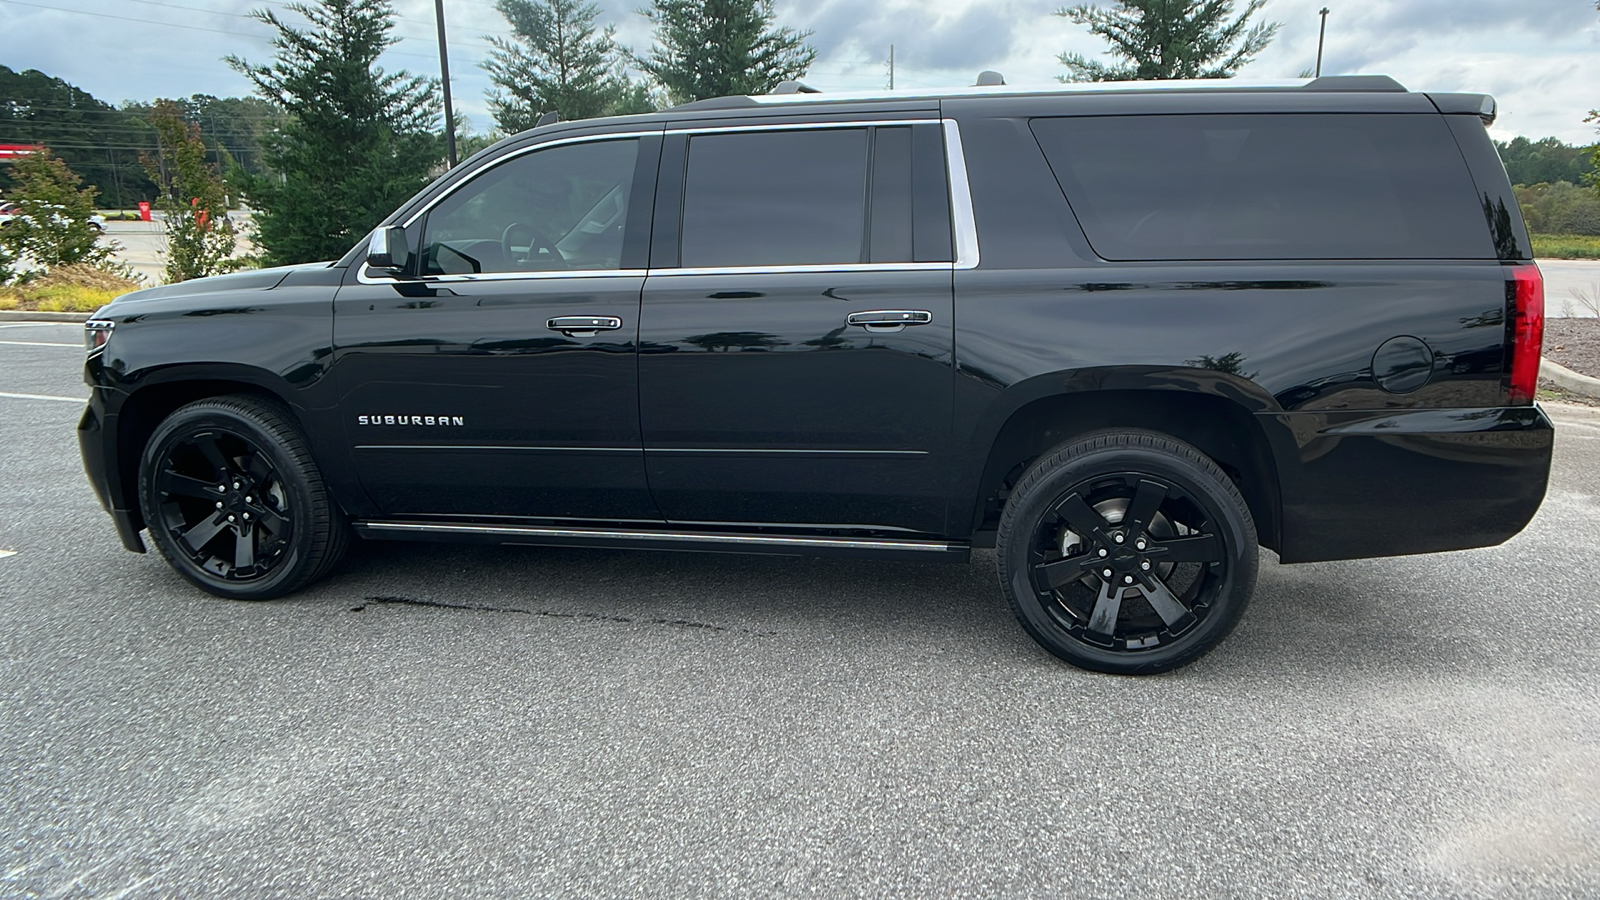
[78,387,145,553]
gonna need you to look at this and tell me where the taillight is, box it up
[1506,264,1544,405]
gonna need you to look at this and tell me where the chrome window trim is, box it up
[943,119,980,270]
[357,116,982,286]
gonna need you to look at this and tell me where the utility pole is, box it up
[889,44,894,90]
[434,0,458,168]
[1315,8,1330,78]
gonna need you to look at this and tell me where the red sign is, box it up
[0,144,43,159]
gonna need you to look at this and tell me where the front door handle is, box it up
[846,309,932,333]
[547,315,623,337]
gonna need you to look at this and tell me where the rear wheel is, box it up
[996,430,1257,674]
[137,395,348,600]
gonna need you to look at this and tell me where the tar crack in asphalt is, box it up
[351,594,777,636]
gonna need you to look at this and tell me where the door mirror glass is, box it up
[366,225,410,272]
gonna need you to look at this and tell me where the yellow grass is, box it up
[0,264,141,312]
[1532,233,1600,260]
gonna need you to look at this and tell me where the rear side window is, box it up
[681,129,868,267]
[1030,114,1493,261]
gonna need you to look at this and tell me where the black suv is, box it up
[79,75,1551,673]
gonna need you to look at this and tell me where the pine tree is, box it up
[1057,0,1280,82]
[633,0,817,104]
[226,0,442,265]
[484,0,653,133]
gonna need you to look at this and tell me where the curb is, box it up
[0,310,93,323]
[1541,358,1600,398]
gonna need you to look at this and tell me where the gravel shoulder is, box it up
[1544,317,1600,378]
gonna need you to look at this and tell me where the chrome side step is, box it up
[353,520,968,561]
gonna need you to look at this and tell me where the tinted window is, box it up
[681,129,868,267]
[420,138,638,275]
[1031,114,1493,261]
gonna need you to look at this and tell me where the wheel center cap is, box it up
[1110,546,1140,571]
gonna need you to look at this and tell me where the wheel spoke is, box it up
[254,505,289,536]
[1052,492,1110,538]
[180,512,228,554]
[1034,555,1095,592]
[1085,580,1123,637]
[243,453,272,486]
[1148,533,1222,564]
[192,434,231,480]
[160,470,220,500]
[1137,577,1195,629]
[234,523,255,569]
[1124,479,1168,533]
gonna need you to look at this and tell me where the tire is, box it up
[996,430,1258,675]
[137,395,349,600]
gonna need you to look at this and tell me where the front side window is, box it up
[680,128,870,268]
[418,138,639,276]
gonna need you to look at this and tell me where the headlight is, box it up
[84,319,114,357]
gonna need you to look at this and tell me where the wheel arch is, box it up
[961,370,1284,551]
[110,364,309,531]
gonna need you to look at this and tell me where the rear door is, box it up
[636,120,957,535]
[331,130,664,522]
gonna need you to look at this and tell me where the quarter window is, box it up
[1030,114,1493,261]
[418,138,639,276]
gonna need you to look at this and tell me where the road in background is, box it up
[99,216,255,286]
[2,322,1598,898]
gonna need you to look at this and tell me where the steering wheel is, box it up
[501,222,564,269]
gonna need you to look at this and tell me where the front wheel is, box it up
[137,395,349,600]
[996,430,1258,675]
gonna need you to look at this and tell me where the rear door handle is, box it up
[846,310,932,332]
[547,315,623,337]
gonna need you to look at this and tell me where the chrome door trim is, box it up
[356,520,957,553]
[942,119,980,270]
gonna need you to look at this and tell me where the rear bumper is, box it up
[1266,405,1553,563]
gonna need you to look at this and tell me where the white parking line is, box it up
[0,322,72,329]
[0,391,84,403]
[0,550,15,559]
[0,340,78,347]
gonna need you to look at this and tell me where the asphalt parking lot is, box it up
[2,319,1598,898]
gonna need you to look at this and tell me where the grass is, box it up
[1532,233,1600,259]
[0,264,142,312]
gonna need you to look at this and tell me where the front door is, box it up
[638,122,956,535]
[332,132,664,523]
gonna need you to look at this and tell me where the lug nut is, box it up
[1124,575,1134,584]
[1097,548,1108,557]
[1102,569,1113,578]
[244,496,252,503]
[215,501,223,509]
[227,515,235,522]
[1136,539,1146,551]
[1113,533,1125,544]
[243,513,251,521]
[1140,560,1151,571]
[233,482,240,489]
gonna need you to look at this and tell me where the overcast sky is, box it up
[2,0,1597,145]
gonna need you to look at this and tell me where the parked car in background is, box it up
[0,201,105,231]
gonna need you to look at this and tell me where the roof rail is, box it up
[773,80,820,94]
[1303,74,1406,92]
[974,71,1006,86]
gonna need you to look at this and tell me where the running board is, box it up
[354,520,970,562]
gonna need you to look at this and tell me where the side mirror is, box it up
[366,225,409,272]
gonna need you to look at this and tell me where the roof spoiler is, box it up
[1302,74,1406,92]
[1426,93,1498,126]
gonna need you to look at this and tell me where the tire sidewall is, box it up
[999,438,1258,674]
[138,402,319,600]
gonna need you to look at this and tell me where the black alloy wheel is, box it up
[997,430,1258,674]
[138,396,348,600]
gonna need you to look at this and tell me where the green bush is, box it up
[1515,182,1600,236]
